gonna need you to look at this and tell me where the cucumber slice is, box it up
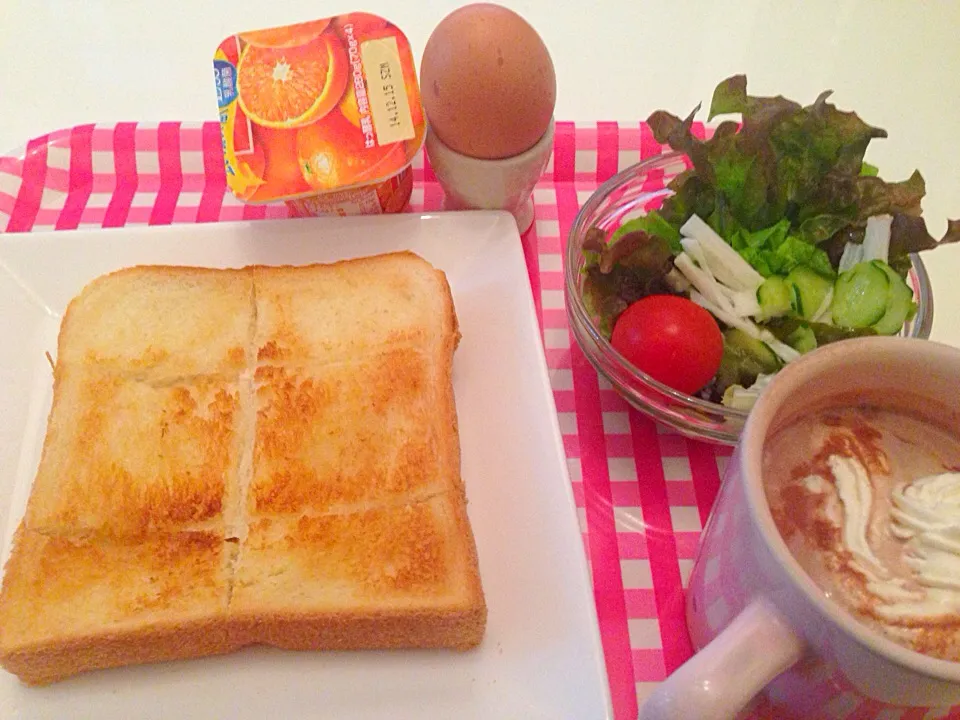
[756,276,792,319]
[785,325,818,354]
[831,261,889,328]
[724,328,781,371]
[871,261,917,335]
[786,266,833,321]
[715,328,783,394]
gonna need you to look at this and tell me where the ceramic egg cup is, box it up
[424,119,555,234]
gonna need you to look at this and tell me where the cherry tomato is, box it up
[610,295,723,395]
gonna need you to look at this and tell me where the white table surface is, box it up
[1,0,958,345]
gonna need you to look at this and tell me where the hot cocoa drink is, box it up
[763,399,960,660]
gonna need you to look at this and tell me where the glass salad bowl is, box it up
[564,152,935,445]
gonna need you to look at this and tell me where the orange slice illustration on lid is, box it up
[237,31,348,129]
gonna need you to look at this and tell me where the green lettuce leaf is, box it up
[654,75,892,236]
[659,170,716,230]
[728,219,834,278]
[708,75,749,117]
[709,75,801,141]
[610,211,682,252]
[647,106,714,185]
[707,132,770,227]
[742,219,791,248]
[746,238,833,277]
[776,236,836,277]
[703,194,741,239]
[766,97,886,219]
[797,213,853,244]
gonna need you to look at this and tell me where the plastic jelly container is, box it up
[213,13,425,216]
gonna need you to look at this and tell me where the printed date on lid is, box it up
[361,37,415,146]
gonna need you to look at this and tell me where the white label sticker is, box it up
[360,36,415,146]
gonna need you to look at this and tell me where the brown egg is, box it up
[420,3,556,160]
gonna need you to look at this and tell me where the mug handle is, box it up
[639,598,806,720]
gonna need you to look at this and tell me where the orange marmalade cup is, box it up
[213,13,425,216]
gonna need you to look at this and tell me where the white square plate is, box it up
[0,211,611,720]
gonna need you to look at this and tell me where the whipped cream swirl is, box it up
[891,473,960,589]
[820,454,960,622]
[828,455,886,573]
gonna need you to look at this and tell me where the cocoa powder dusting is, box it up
[774,483,839,552]
[811,516,841,554]
[807,424,889,480]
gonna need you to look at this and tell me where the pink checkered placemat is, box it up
[0,121,733,720]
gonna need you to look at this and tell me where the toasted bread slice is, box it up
[230,493,485,650]
[250,347,457,516]
[0,527,235,685]
[57,266,255,377]
[24,364,245,538]
[0,252,485,686]
[253,252,459,365]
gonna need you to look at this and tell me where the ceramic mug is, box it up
[641,336,960,720]
[424,118,554,234]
